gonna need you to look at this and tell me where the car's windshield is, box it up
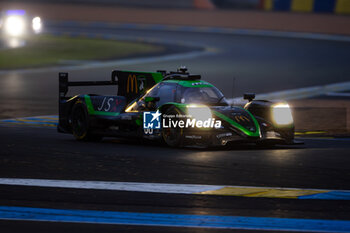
[179,86,228,105]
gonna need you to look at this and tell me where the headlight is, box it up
[32,16,42,33]
[272,103,293,125]
[187,104,212,122]
[4,15,26,37]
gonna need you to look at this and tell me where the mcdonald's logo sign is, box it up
[234,115,250,123]
[127,74,138,93]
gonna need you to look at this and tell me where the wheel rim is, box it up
[164,127,178,141]
[162,109,183,146]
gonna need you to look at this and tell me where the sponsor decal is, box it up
[97,97,114,111]
[127,74,138,94]
[234,115,250,123]
[143,110,162,134]
[143,110,221,135]
[216,132,233,139]
[92,97,124,113]
[162,117,221,129]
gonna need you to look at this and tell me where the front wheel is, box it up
[161,107,184,147]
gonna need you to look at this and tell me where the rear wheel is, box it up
[71,102,102,141]
[161,107,184,147]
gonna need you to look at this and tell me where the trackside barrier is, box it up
[260,0,350,14]
[212,0,350,14]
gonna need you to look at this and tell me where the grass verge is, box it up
[0,34,164,69]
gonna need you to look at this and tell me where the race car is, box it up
[58,67,296,147]
[0,9,42,47]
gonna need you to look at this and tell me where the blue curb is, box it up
[0,206,349,232]
[299,191,350,200]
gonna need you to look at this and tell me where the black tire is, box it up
[161,107,184,147]
[71,102,102,141]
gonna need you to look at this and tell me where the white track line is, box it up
[0,178,346,193]
[0,178,223,194]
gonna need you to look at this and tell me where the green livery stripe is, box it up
[84,95,95,114]
[84,95,120,117]
[135,118,142,126]
[151,72,164,83]
[213,110,260,137]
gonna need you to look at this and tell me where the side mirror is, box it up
[243,93,255,102]
[145,96,160,103]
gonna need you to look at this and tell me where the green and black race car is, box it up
[58,67,297,147]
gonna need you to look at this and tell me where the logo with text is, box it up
[143,110,161,134]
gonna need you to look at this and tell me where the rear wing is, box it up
[59,72,118,100]
[59,70,164,102]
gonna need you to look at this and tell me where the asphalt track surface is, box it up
[0,124,350,232]
[1,23,350,232]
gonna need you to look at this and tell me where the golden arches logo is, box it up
[234,115,250,123]
[127,74,138,93]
